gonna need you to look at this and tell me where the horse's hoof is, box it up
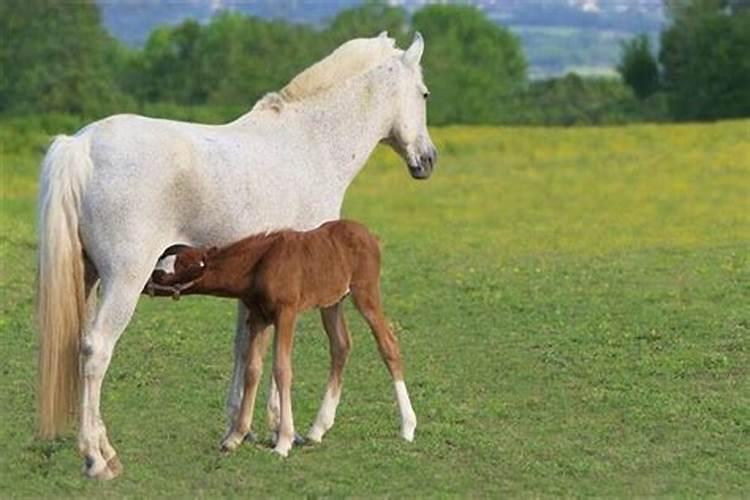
[106,455,124,477]
[85,461,117,481]
[243,432,257,443]
[307,428,324,443]
[293,433,306,446]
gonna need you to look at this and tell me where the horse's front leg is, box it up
[221,316,271,452]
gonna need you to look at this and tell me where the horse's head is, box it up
[384,32,437,180]
[152,246,214,286]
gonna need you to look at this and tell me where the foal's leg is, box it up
[266,365,281,438]
[351,284,417,442]
[272,308,297,457]
[78,267,151,479]
[221,317,272,452]
[308,301,352,442]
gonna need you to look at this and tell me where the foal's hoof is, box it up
[220,432,244,453]
[271,431,305,446]
[272,445,291,458]
[401,420,417,442]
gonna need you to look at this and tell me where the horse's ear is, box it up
[378,30,388,39]
[403,32,424,68]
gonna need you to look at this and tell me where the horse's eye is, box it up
[422,91,430,100]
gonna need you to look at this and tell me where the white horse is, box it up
[36,32,436,479]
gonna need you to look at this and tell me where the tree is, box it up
[0,0,130,115]
[660,0,750,120]
[412,4,527,125]
[131,19,210,104]
[325,1,409,46]
[617,34,659,99]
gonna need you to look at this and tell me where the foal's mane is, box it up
[252,35,400,113]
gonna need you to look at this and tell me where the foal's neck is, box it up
[194,234,282,297]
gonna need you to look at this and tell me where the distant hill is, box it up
[98,0,665,78]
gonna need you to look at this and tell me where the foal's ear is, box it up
[403,32,424,68]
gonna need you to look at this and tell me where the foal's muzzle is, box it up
[408,146,437,180]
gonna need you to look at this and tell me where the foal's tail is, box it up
[36,134,93,438]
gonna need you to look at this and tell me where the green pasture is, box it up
[1,118,748,496]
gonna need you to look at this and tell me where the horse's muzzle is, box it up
[408,147,437,180]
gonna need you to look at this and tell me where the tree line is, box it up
[618,0,750,121]
[1,0,748,125]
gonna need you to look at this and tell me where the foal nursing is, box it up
[150,219,416,457]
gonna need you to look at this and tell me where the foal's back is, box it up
[257,219,380,311]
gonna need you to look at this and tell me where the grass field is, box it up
[1,118,749,496]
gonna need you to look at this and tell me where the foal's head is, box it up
[152,247,216,286]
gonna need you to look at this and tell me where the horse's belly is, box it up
[179,177,341,245]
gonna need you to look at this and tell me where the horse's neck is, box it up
[236,69,394,190]
[302,73,394,186]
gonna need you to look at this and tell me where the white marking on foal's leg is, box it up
[267,376,281,437]
[394,380,417,442]
[308,385,341,443]
[154,254,176,274]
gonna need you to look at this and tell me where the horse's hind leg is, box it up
[225,302,250,429]
[351,283,417,442]
[308,301,352,442]
[77,265,151,480]
[221,316,271,452]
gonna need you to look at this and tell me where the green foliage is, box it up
[412,4,528,125]
[0,0,133,115]
[508,74,668,126]
[660,0,750,120]
[326,1,410,46]
[2,117,749,495]
[617,34,660,99]
[127,13,326,106]
[1,0,748,125]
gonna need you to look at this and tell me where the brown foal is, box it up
[149,219,416,457]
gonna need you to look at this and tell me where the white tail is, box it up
[37,134,93,438]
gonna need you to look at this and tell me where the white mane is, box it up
[253,35,400,112]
